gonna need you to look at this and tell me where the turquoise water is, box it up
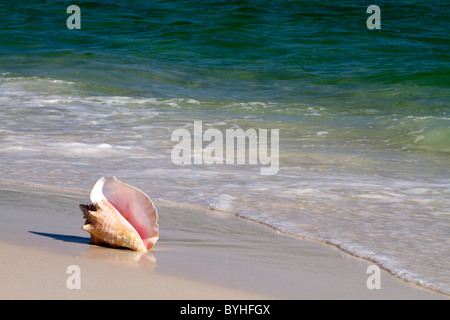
[0,1,449,294]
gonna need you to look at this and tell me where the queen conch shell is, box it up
[79,177,159,252]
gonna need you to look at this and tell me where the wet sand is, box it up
[0,182,446,299]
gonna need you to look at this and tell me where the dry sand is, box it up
[0,182,447,300]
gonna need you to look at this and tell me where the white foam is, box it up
[404,187,430,195]
[305,106,322,116]
[208,194,236,212]
[45,142,130,158]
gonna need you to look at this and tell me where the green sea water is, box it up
[0,1,449,294]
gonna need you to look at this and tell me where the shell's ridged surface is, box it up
[80,201,147,252]
[79,177,159,252]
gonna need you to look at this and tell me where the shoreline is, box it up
[0,181,447,299]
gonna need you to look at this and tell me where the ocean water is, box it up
[0,1,449,294]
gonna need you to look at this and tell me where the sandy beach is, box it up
[0,181,446,300]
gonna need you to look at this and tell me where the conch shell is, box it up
[79,177,159,252]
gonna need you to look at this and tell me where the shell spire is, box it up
[80,177,159,252]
